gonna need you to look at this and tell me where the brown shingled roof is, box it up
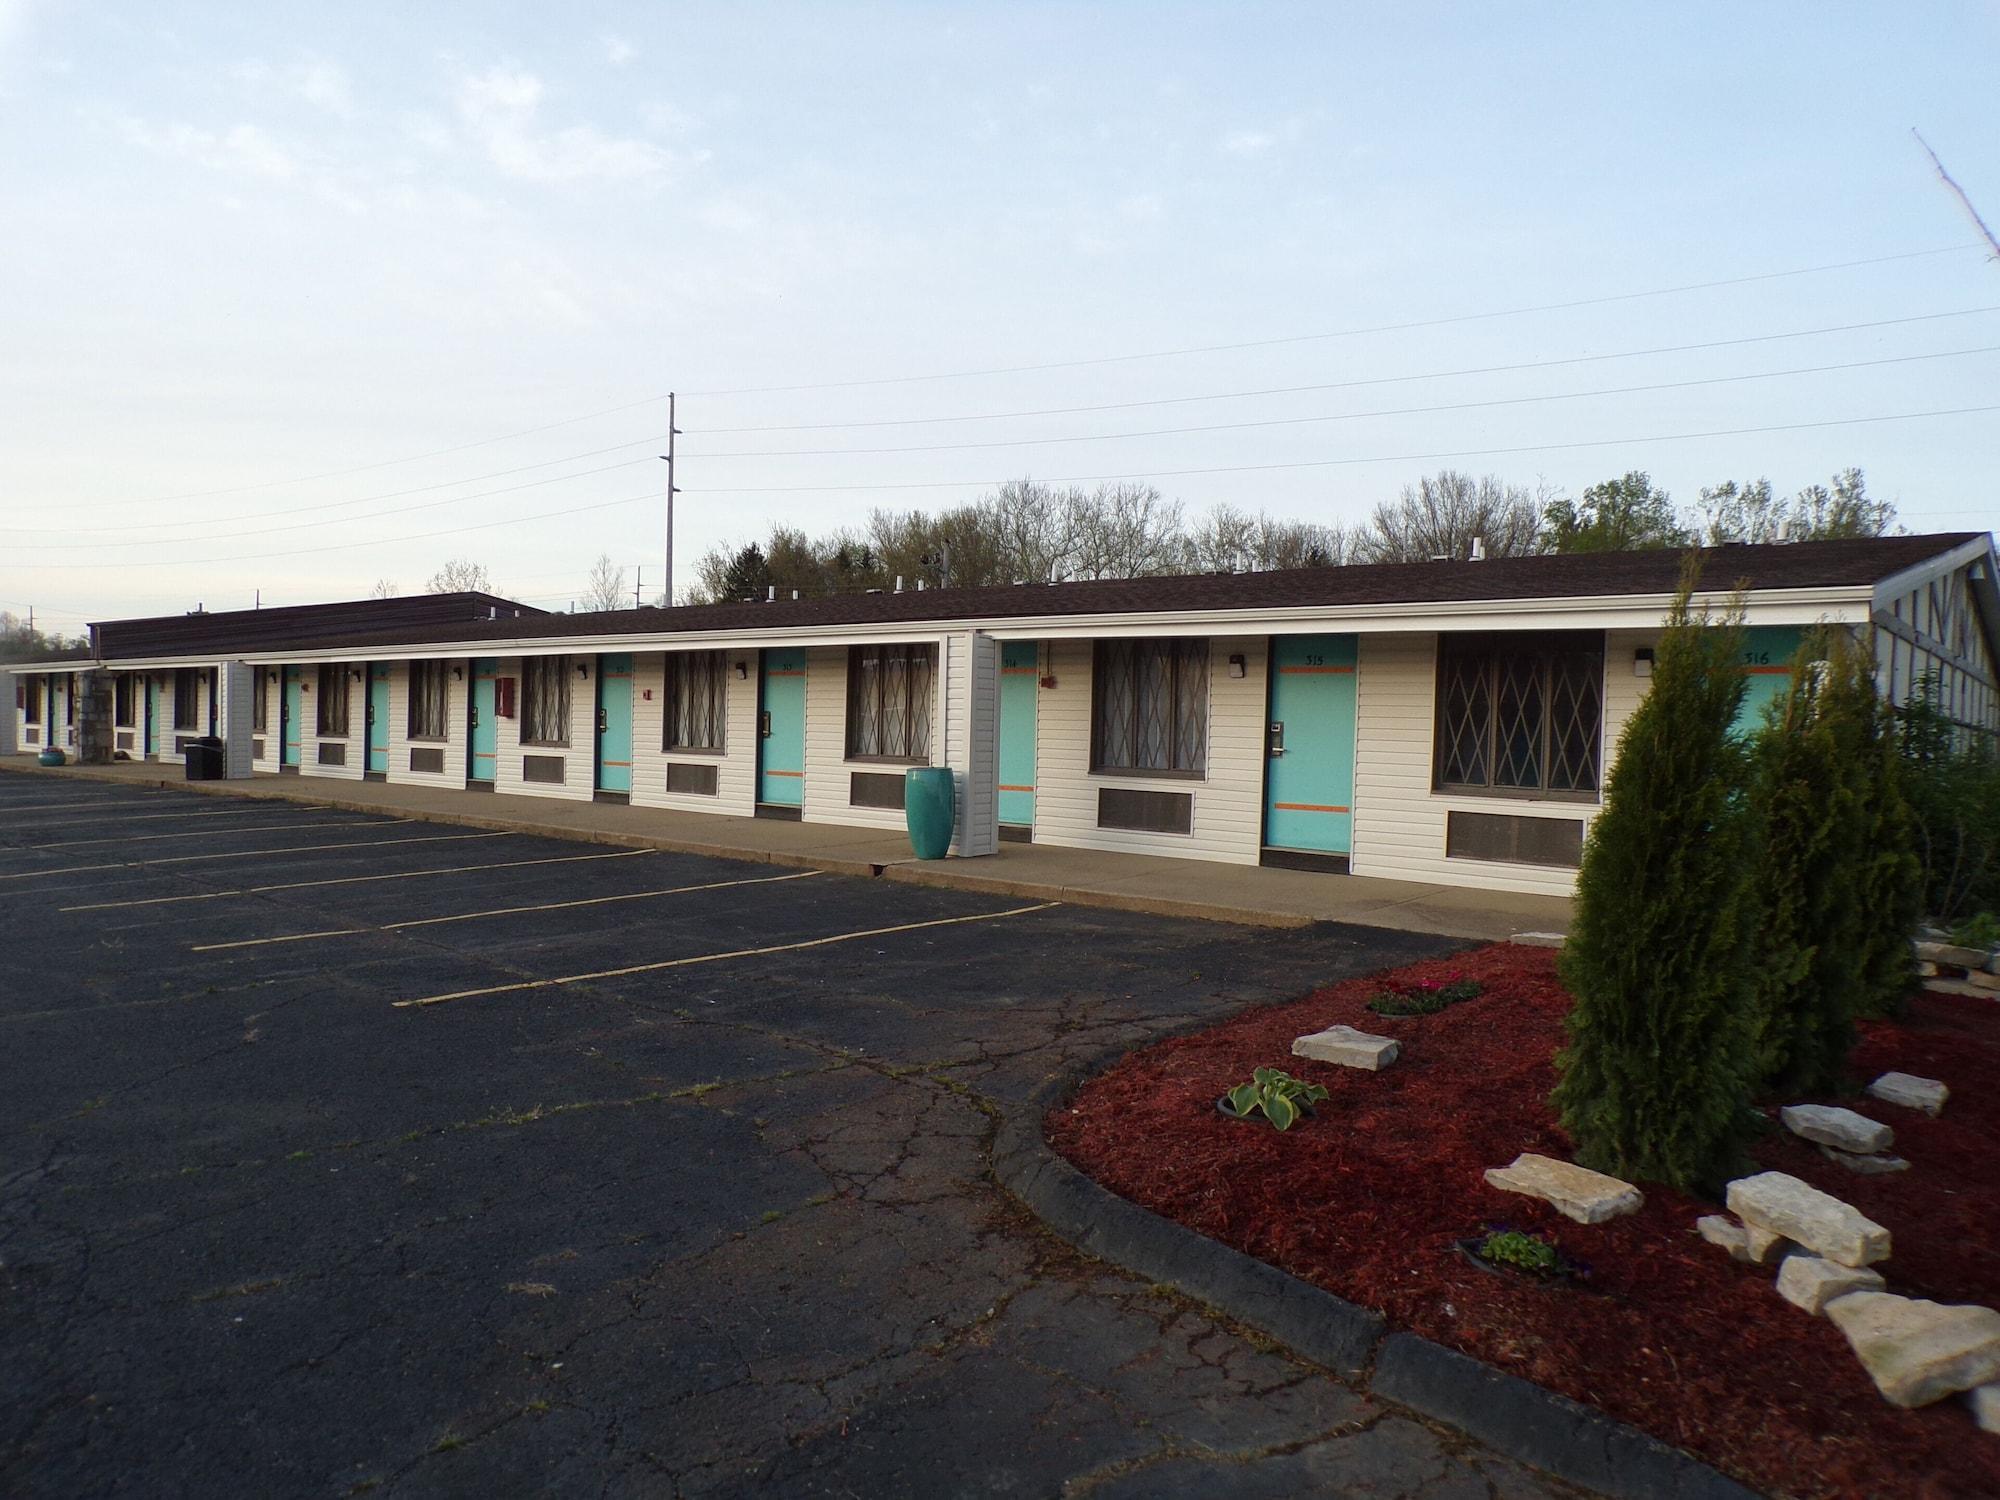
[87,533,1986,660]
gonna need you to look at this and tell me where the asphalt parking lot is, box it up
[0,774,1569,1499]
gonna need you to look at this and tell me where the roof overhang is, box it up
[72,582,1875,667]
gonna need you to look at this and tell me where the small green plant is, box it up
[1476,1227,1561,1275]
[1223,1068,1329,1131]
[1367,977,1484,1017]
[1950,911,2000,951]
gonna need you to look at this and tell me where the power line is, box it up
[5,457,662,552]
[680,403,2000,494]
[684,344,2000,461]
[692,305,2000,434]
[681,244,1987,396]
[12,403,1993,574]
[14,314,1997,553]
[29,242,1980,516]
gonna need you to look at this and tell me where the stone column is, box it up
[218,661,256,778]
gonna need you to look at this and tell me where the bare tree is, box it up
[426,559,491,594]
[582,553,628,612]
[1354,470,1544,563]
[1182,504,1353,572]
[1068,482,1185,580]
[1698,468,1898,545]
[370,579,401,599]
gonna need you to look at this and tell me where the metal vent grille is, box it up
[1446,810,1583,868]
[666,761,719,796]
[317,742,346,766]
[1097,787,1194,835]
[409,747,445,774]
[523,754,565,784]
[849,771,906,809]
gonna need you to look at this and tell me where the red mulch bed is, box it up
[1047,944,2000,1499]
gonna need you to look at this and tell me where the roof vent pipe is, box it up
[767,585,776,602]
[1470,536,1486,562]
[792,589,800,600]
[895,575,904,593]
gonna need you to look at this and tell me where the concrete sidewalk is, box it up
[0,758,1571,942]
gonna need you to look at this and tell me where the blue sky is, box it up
[3,2,1997,627]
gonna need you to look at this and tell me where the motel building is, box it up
[7,533,1997,899]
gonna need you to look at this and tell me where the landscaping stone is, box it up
[1917,960,1940,978]
[1781,1104,1893,1155]
[1915,940,1988,969]
[1508,931,1566,949]
[1696,1215,1750,1260]
[1969,1383,2000,1435]
[1743,1223,1788,1264]
[1968,969,2000,992]
[1726,1172,1890,1268]
[1291,1024,1399,1071]
[1868,1072,1948,1117]
[1824,1293,2000,1408]
[1776,1254,1884,1315]
[1926,978,1995,1000]
[1820,1145,1911,1176]
[1483,1153,1642,1225]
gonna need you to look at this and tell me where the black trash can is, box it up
[185,736,225,781]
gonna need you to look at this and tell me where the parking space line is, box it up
[5,804,350,829]
[0,830,511,881]
[187,870,823,951]
[393,901,1062,1008]
[27,817,410,850]
[58,848,654,912]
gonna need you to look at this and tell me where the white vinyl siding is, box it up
[1031,635,1266,865]
[387,659,468,785]
[1349,631,1652,897]
[493,656,593,801]
[802,643,946,832]
[631,650,761,816]
[302,662,364,781]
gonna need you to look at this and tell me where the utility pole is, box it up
[633,565,645,610]
[660,392,681,608]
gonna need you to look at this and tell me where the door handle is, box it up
[597,709,608,733]
[760,711,773,739]
[470,707,479,728]
[1267,721,1286,757]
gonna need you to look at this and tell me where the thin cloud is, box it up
[453,63,687,183]
[602,35,636,67]
[117,115,299,179]
[235,57,356,118]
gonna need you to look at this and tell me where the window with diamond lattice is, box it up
[845,644,934,762]
[1092,638,1209,776]
[665,650,726,753]
[1433,633,1603,799]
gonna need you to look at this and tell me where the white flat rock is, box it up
[1483,1152,1642,1225]
[1726,1171,1890,1268]
[1508,931,1566,949]
[1969,1382,2000,1435]
[1825,1292,2000,1408]
[1777,1254,1885,1315]
[1868,1072,1948,1117]
[1819,1145,1910,1176]
[1781,1104,1893,1155]
[1291,1024,1399,1071]
[1915,940,1989,969]
[1696,1214,1750,1260]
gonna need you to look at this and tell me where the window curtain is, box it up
[523,657,571,745]
[666,651,726,751]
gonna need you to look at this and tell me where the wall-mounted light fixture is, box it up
[267,670,279,684]
[1633,647,1655,678]
[576,661,590,680]
[451,666,464,681]
[735,661,749,680]
[349,667,363,681]
[1227,653,1247,679]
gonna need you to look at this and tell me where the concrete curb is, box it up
[996,1066,1760,1500]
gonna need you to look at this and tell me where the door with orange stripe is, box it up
[595,652,633,796]
[1264,634,1357,858]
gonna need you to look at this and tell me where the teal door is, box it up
[469,659,497,784]
[282,667,303,767]
[366,664,391,773]
[1732,626,1806,736]
[1264,635,1358,856]
[758,648,806,807]
[998,641,1039,829]
[595,652,633,794]
[143,676,157,757]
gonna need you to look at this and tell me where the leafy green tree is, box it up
[1895,678,2000,922]
[1552,568,1758,1189]
[1543,471,1692,554]
[715,544,771,603]
[1698,468,1898,544]
[1853,651,1924,1019]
